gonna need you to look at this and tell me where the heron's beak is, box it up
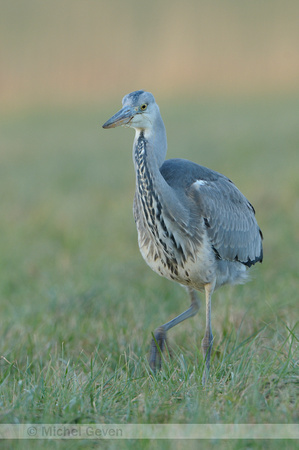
[102,106,134,129]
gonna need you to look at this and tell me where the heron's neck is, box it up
[133,114,167,169]
[133,122,187,229]
[132,128,164,206]
[133,114,169,212]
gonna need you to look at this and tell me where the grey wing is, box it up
[188,177,263,266]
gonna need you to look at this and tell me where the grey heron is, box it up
[103,90,263,382]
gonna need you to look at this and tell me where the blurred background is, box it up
[1,0,299,109]
[0,0,298,392]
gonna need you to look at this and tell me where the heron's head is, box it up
[102,90,159,131]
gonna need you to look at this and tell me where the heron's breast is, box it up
[135,195,215,289]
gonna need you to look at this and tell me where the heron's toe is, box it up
[149,326,167,371]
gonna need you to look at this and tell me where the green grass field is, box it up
[0,95,298,449]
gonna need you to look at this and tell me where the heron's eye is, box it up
[140,103,147,111]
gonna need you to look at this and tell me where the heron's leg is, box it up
[201,282,215,385]
[149,288,200,371]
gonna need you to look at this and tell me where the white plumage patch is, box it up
[193,179,208,188]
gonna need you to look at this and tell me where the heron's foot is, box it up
[149,326,168,372]
[201,335,213,386]
[202,364,210,386]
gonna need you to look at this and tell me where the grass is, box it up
[0,94,298,449]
